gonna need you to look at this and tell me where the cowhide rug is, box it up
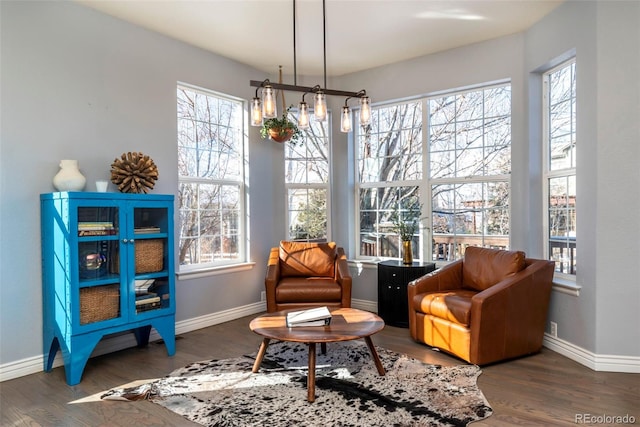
[101,341,492,427]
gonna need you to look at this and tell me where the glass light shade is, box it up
[359,96,371,126]
[250,97,263,126]
[314,91,327,122]
[262,85,277,118]
[298,101,310,129]
[340,106,352,133]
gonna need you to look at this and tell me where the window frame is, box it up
[542,59,577,278]
[354,81,512,263]
[284,110,332,242]
[176,82,249,273]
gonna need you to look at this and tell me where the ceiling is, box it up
[75,0,563,77]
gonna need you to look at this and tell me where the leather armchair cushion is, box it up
[462,246,526,291]
[275,277,343,303]
[279,241,337,277]
[413,290,475,327]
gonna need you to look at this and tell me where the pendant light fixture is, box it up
[249,0,371,131]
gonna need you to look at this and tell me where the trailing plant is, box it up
[260,106,303,145]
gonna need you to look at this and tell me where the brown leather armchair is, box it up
[408,246,554,365]
[265,241,352,313]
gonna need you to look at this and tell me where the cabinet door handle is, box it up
[122,238,128,243]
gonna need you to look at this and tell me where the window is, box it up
[429,85,511,261]
[285,112,330,241]
[355,83,511,262]
[543,60,576,275]
[357,101,423,259]
[177,84,246,270]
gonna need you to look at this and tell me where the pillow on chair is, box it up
[462,246,526,291]
[279,241,337,277]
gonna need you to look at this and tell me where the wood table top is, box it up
[250,307,384,343]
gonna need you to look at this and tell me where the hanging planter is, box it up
[260,106,303,145]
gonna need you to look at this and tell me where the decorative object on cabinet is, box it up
[391,196,423,265]
[40,192,176,385]
[110,152,158,193]
[52,159,86,191]
[377,260,436,327]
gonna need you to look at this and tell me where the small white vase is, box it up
[52,159,86,191]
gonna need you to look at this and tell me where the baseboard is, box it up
[0,301,266,383]
[4,301,637,382]
[543,333,640,373]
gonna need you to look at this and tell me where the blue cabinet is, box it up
[40,192,176,385]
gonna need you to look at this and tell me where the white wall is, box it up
[0,0,282,366]
[1,0,638,375]
[337,0,640,361]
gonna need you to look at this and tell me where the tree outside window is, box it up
[356,84,511,262]
[177,84,246,269]
[544,60,577,275]
[285,112,330,241]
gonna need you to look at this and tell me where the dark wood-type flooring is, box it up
[2,314,638,426]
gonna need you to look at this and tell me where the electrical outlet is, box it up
[550,321,558,338]
[261,291,266,302]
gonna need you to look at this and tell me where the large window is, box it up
[429,86,511,261]
[356,83,511,262]
[357,102,423,259]
[544,60,577,275]
[177,84,246,270]
[285,112,330,241]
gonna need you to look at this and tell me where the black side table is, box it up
[377,260,436,327]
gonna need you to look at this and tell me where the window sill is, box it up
[552,277,581,296]
[177,262,256,280]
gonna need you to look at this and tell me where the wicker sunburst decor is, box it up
[110,152,158,194]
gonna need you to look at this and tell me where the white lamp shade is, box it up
[262,85,277,118]
[340,106,352,133]
[250,97,263,126]
[314,92,327,122]
[298,101,310,129]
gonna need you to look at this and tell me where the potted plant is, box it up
[391,197,423,264]
[260,106,303,145]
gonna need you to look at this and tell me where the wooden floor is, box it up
[2,314,638,426]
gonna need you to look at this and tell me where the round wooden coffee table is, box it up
[249,307,386,402]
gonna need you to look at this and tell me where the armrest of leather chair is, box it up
[335,247,352,308]
[407,260,463,299]
[265,246,280,312]
[469,258,555,363]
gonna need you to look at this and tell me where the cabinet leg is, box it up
[133,325,152,348]
[44,337,60,372]
[66,334,102,386]
[152,319,176,356]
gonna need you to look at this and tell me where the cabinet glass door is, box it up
[77,206,122,325]
[132,207,170,315]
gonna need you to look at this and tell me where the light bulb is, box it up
[314,91,327,122]
[359,96,371,126]
[250,97,262,126]
[262,85,277,118]
[298,101,310,129]
[340,106,352,133]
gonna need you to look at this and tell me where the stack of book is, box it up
[134,226,161,234]
[78,222,116,236]
[286,306,332,328]
[135,279,161,312]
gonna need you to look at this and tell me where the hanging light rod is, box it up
[250,80,364,98]
[249,0,370,130]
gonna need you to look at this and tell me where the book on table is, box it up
[286,306,332,327]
